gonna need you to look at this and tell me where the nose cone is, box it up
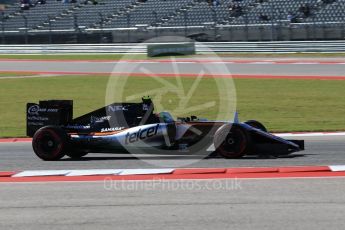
[288,140,305,151]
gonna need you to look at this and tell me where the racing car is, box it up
[26,97,304,161]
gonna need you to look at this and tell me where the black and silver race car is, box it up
[26,97,304,161]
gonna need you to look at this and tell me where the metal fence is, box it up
[1,41,345,54]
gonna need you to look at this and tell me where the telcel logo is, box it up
[125,124,159,144]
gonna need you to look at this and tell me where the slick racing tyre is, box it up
[244,120,267,132]
[66,151,89,159]
[214,124,250,158]
[32,126,69,161]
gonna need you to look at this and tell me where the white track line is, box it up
[0,74,64,79]
[275,132,345,137]
[8,166,345,178]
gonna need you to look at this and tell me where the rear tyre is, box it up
[66,151,89,159]
[214,124,250,159]
[32,126,68,161]
[244,120,267,132]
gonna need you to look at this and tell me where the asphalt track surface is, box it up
[1,57,345,230]
[1,59,345,77]
[1,57,344,171]
[1,178,345,230]
[1,135,344,171]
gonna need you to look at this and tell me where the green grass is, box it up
[0,73,34,77]
[1,75,345,137]
[0,75,108,137]
[235,79,345,131]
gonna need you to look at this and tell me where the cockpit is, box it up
[158,112,175,123]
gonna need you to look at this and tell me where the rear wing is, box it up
[26,100,73,137]
[26,97,155,137]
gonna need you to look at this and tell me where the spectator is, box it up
[213,0,220,7]
[322,0,335,3]
[36,0,46,4]
[84,0,98,4]
[259,13,270,21]
[287,12,299,23]
[287,12,293,22]
[20,0,32,10]
[229,1,242,17]
[299,3,310,18]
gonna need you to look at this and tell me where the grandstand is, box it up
[0,0,344,43]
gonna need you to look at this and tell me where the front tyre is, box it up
[244,120,267,132]
[32,126,68,161]
[214,124,250,158]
